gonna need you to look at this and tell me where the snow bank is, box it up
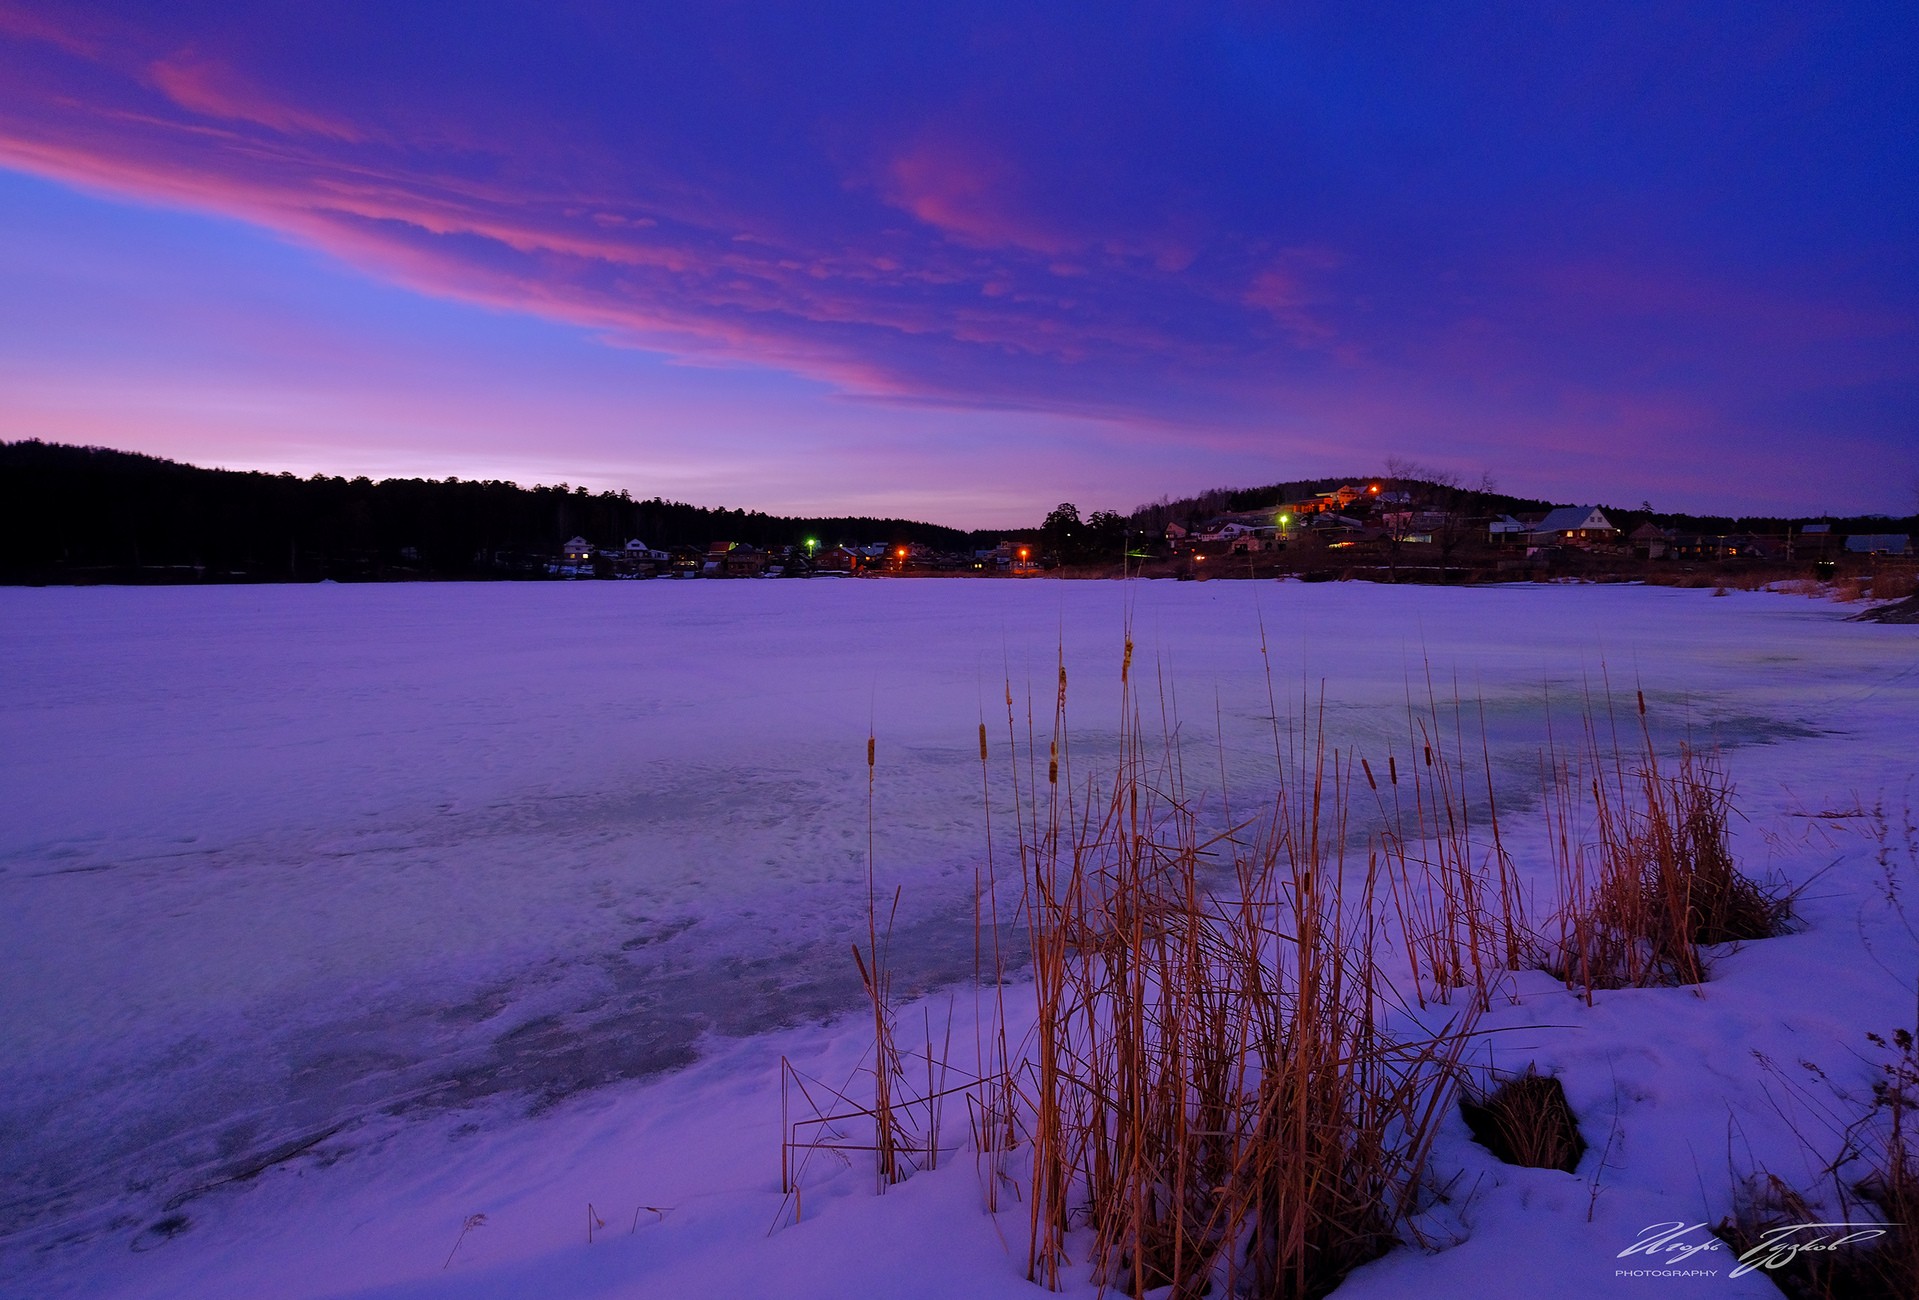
[1,580,1913,1296]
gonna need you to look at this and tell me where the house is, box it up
[1629,523,1675,560]
[1846,534,1913,556]
[1668,533,1777,561]
[1796,524,1843,560]
[722,543,766,577]
[990,540,1039,570]
[548,535,597,577]
[812,546,856,574]
[1525,507,1617,548]
[817,543,889,574]
[1309,513,1368,536]
[1290,484,1378,516]
[1488,515,1530,543]
[603,538,669,578]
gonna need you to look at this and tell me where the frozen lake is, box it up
[2,579,1914,1274]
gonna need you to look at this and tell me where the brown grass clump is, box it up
[1459,1065,1585,1173]
[1008,639,1475,1298]
[1873,568,1919,603]
[1546,695,1786,999]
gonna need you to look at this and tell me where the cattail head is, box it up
[867,736,875,769]
[978,723,989,762]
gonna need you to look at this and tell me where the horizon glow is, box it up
[1,2,1914,528]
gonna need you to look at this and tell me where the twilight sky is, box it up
[1,2,1913,526]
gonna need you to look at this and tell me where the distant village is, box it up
[534,480,1914,582]
[537,536,1041,579]
[4,442,1913,586]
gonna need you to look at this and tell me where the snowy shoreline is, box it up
[3,582,1914,1297]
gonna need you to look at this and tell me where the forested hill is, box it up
[0,441,991,582]
[1127,472,1914,539]
[1127,475,1556,530]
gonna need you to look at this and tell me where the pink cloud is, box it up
[1242,247,1346,349]
[149,50,366,142]
[879,137,1076,256]
[0,1,98,57]
[0,56,1255,425]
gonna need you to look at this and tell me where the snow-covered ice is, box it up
[1,579,1914,1297]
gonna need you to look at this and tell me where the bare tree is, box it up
[1432,470,1497,580]
[1375,459,1494,582]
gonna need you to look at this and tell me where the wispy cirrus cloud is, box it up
[147,49,367,143]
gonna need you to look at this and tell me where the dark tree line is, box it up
[0,441,992,583]
[1039,503,1130,565]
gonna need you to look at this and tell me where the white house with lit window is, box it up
[1525,507,1616,548]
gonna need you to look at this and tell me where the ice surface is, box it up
[1,580,1914,1296]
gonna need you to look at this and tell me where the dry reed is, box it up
[1369,686,1530,1010]
[1003,634,1477,1298]
[1546,692,1783,999]
[783,641,1798,1295]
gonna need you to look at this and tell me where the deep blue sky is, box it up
[1,1,1913,524]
